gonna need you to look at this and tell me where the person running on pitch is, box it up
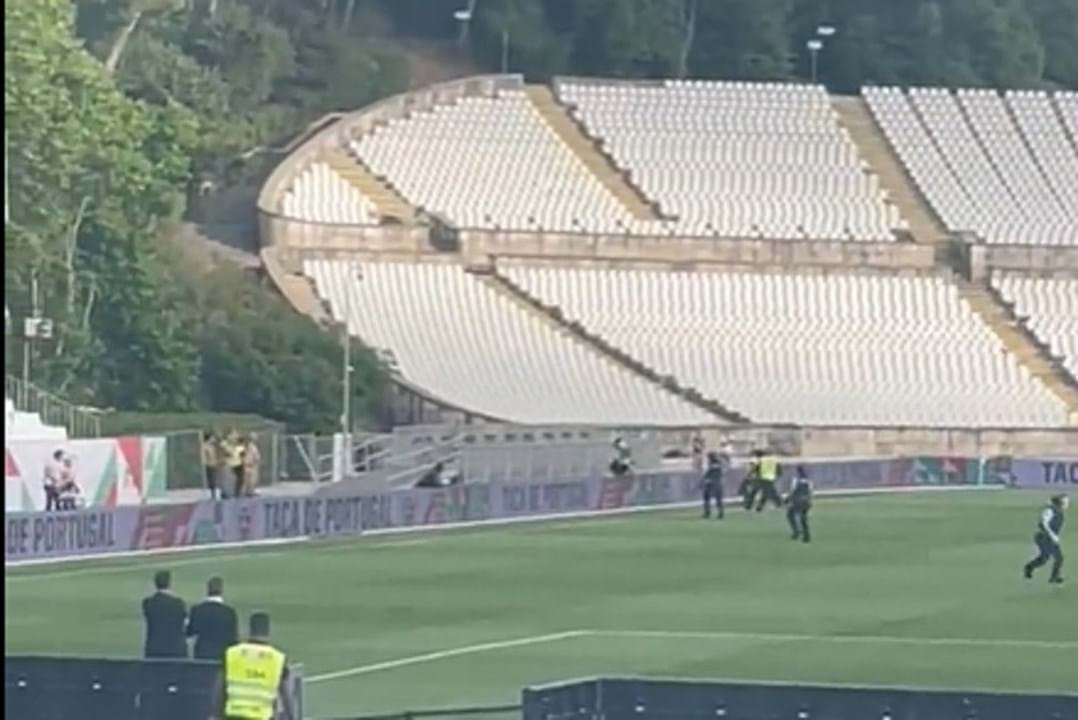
[785,465,813,543]
[1024,494,1067,585]
[701,451,726,520]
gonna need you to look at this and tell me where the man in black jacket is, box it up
[142,570,188,659]
[187,576,239,661]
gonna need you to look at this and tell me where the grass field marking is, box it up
[305,630,588,684]
[589,629,1078,650]
[4,484,1003,572]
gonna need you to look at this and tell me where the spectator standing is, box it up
[187,577,239,661]
[241,435,261,497]
[225,430,244,498]
[203,432,220,500]
[690,432,705,473]
[42,449,63,512]
[142,570,188,659]
[58,454,82,510]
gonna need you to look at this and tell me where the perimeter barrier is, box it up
[3,656,303,720]
[522,677,1078,720]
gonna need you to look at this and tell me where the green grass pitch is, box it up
[5,491,1076,718]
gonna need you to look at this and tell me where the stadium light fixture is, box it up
[806,39,825,85]
[817,25,837,37]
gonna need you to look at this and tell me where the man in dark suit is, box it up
[142,570,188,659]
[187,576,239,661]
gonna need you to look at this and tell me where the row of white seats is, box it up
[281,162,378,225]
[304,260,712,426]
[351,91,636,233]
[563,80,901,242]
[992,273,1078,380]
[502,266,1069,427]
[864,86,1078,245]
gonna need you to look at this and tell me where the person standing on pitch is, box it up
[187,576,239,661]
[754,450,783,512]
[701,451,725,520]
[740,449,762,510]
[785,465,813,543]
[1024,494,1067,585]
[142,570,188,659]
[218,611,294,720]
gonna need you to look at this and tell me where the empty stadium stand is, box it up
[350,89,643,234]
[500,265,1070,427]
[864,86,1078,246]
[992,273,1078,382]
[558,80,905,241]
[304,259,713,426]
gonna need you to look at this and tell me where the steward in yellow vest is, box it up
[753,452,783,512]
[220,612,293,720]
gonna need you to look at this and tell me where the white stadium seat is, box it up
[864,86,1078,246]
[993,273,1078,381]
[502,266,1069,427]
[303,259,713,426]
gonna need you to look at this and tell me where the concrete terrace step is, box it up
[832,96,948,246]
[525,85,661,222]
[325,151,418,224]
[961,284,1078,423]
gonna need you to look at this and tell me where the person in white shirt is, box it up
[42,449,64,512]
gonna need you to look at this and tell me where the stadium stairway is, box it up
[525,85,663,222]
[961,282,1078,423]
[481,265,747,423]
[832,96,948,246]
[325,150,418,225]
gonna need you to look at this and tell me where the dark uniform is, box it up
[786,466,813,543]
[754,454,783,512]
[1024,495,1066,584]
[740,452,762,510]
[701,453,725,520]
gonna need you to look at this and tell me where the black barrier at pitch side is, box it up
[5,656,220,720]
[522,677,1078,720]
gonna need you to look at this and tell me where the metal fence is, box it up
[5,375,101,438]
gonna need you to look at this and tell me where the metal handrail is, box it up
[4,375,101,438]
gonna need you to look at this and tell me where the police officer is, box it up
[786,465,813,543]
[1024,494,1067,585]
[755,450,782,512]
[701,451,725,520]
[219,612,294,720]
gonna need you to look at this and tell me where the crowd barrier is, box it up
[522,677,1078,720]
[3,656,304,720]
[5,456,1074,564]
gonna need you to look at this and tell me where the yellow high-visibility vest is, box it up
[759,457,779,482]
[225,643,286,720]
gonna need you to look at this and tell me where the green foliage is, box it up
[6,0,391,432]
[385,0,1077,90]
[196,266,388,433]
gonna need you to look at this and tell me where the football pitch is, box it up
[5,491,1076,718]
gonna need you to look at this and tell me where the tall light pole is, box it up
[454,4,508,73]
[340,263,362,438]
[807,25,836,85]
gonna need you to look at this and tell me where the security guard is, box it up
[754,450,782,512]
[701,451,725,520]
[1024,494,1067,585]
[220,612,293,720]
[785,465,813,543]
